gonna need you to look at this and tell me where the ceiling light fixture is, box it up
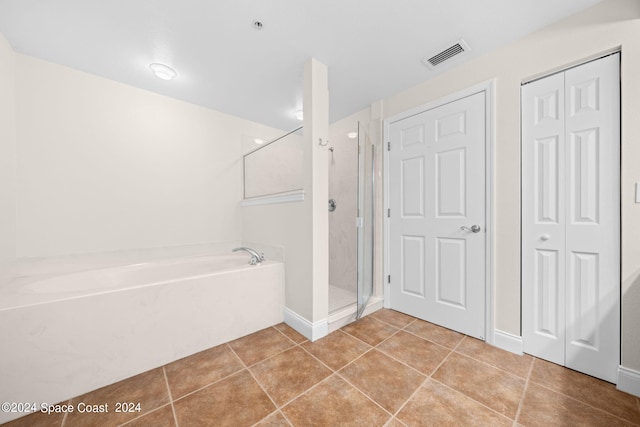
[149,63,177,80]
[347,132,358,139]
[295,110,304,121]
[254,138,265,145]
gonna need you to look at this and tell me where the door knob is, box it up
[541,234,550,241]
[461,225,481,233]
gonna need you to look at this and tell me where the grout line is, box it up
[399,327,462,352]
[276,409,294,427]
[227,343,282,415]
[170,343,248,402]
[271,324,307,346]
[525,370,640,426]
[453,336,533,380]
[368,311,417,331]
[513,354,535,424]
[334,370,396,420]
[390,374,432,419]
[386,416,409,427]
[449,350,527,381]
[430,377,515,423]
[297,341,340,373]
[117,404,174,427]
[373,344,435,379]
[339,328,380,349]
[162,366,179,427]
[60,407,69,427]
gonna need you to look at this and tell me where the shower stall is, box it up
[328,121,375,319]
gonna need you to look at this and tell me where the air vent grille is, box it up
[422,39,470,69]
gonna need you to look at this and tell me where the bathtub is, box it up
[0,254,284,424]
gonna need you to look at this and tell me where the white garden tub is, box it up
[0,254,284,424]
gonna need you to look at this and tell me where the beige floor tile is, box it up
[274,323,307,344]
[228,327,295,366]
[282,375,390,426]
[518,382,636,427]
[456,336,533,378]
[302,330,371,371]
[340,350,425,414]
[341,316,399,346]
[250,346,332,406]
[397,379,512,427]
[377,330,451,375]
[404,319,464,349]
[369,309,416,329]
[432,352,525,419]
[64,368,170,427]
[254,411,291,426]
[121,404,176,427]
[164,343,244,399]
[173,370,274,427]
[1,407,65,427]
[529,358,640,424]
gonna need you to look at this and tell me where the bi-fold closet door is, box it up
[521,53,620,383]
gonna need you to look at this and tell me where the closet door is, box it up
[564,54,620,382]
[522,72,566,366]
[522,54,620,383]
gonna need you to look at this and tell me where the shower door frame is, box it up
[356,121,375,320]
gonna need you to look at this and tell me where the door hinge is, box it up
[387,275,391,283]
[387,141,391,151]
[387,208,391,218]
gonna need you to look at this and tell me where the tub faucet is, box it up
[232,247,265,265]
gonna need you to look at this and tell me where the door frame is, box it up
[383,80,496,345]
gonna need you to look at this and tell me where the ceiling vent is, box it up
[422,39,471,70]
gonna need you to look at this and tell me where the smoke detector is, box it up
[422,39,471,70]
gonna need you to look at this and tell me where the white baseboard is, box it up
[284,307,328,342]
[493,329,523,355]
[617,366,640,397]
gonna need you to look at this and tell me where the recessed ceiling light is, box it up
[295,110,304,121]
[252,20,264,30]
[347,132,358,139]
[149,63,177,80]
[254,138,265,145]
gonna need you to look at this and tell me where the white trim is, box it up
[617,366,640,397]
[240,189,304,207]
[383,79,496,344]
[327,296,384,333]
[283,307,327,342]
[493,329,523,355]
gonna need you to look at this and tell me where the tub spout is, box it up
[232,247,265,265]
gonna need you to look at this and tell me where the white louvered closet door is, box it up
[521,53,620,383]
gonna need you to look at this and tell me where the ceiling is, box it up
[0,0,602,131]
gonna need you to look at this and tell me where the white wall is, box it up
[14,54,283,259]
[0,34,16,280]
[381,0,640,370]
[242,59,329,335]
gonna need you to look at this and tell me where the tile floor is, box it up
[5,309,640,427]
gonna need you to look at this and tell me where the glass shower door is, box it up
[356,121,374,319]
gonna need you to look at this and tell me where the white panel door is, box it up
[389,92,485,339]
[522,72,566,365]
[522,53,620,383]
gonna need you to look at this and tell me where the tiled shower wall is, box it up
[328,129,358,293]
